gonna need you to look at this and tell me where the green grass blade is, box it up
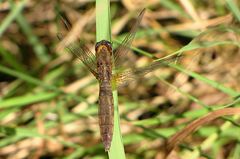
[8,0,50,63]
[0,92,58,108]
[0,0,28,37]
[226,0,240,22]
[96,0,111,42]
[160,1,187,17]
[231,142,240,159]
[0,108,19,120]
[96,0,125,158]
[0,64,56,90]
[0,65,86,103]
[15,14,50,63]
[109,91,125,158]
[166,63,239,97]
[0,46,26,72]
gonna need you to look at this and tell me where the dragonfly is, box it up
[63,9,184,151]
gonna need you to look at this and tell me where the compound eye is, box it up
[105,41,112,53]
[106,41,112,48]
[95,41,101,51]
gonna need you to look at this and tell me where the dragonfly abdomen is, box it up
[99,82,114,151]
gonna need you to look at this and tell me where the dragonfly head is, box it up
[95,40,112,54]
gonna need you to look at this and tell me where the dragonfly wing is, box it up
[66,39,98,78]
[113,9,146,68]
[113,53,183,88]
[57,13,98,78]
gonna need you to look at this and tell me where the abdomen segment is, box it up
[98,82,114,151]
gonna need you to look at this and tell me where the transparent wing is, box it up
[113,53,183,88]
[113,9,146,67]
[113,24,239,88]
[66,40,98,78]
[57,13,98,78]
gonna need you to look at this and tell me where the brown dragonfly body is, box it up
[65,9,157,151]
[95,40,114,151]
[65,9,181,151]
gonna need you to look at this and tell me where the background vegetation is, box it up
[0,0,240,158]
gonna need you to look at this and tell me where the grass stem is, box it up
[96,0,126,158]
